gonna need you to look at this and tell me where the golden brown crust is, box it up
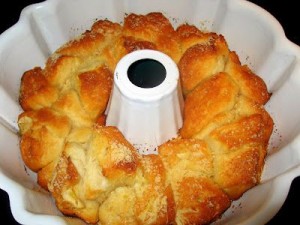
[175,177,231,225]
[159,138,231,224]
[18,12,273,225]
[98,154,176,225]
[178,33,229,95]
[37,161,57,191]
[48,126,141,224]
[19,67,58,111]
[180,72,239,138]
[159,138,214,181]
[78,66,113,119]
[176,24,213,52]
[225,51,271,105]
[123,12,181,62]
[18,108,71,171]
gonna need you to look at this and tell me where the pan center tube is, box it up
[106,50,183,154]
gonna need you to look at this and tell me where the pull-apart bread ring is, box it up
[18,12,273,225]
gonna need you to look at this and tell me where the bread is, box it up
[18,12,273,224]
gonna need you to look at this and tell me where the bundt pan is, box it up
[0,0,300,224]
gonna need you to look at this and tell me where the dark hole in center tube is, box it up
[127,59,166,88]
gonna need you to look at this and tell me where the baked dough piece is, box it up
[49,126,140,223]
[18,12,273,224]
[18,108,71,172]
[98,154,175,225]
[159,138,231,224]
[178,29,229,95]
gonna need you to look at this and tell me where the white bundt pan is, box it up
[0,0,300,224]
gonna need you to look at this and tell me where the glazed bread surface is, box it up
[18,12,273,225]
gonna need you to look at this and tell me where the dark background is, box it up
[0,0,299,224]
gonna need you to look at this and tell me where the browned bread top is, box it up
[18,12,273,225]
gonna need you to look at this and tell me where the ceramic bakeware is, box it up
[0,0,300,224]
